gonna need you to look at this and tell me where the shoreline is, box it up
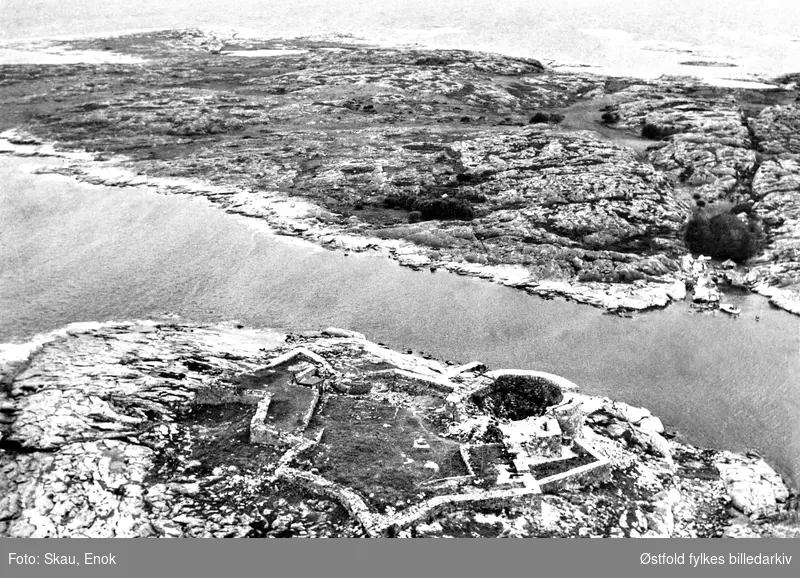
[0,319,796,538]
[0,30,797,537]
[0,29,797,316]
[2,25,799,81]
[1,136,798,317]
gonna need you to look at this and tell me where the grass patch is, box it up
[466,444,512,481]
[310,396,466,512]
[180,403,280,477]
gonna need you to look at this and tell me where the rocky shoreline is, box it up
[0,29,798,539]
[1,28,798,314]
[0,321,796,538]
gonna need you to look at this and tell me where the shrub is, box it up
[730,202,754,215]
[601,110,620,124]
[641,122,676,140]
[408,211,422,223]
[383,194,411,209]
[684,212,763,262]
[529,112,564,124]
[473,375,564,421]
[382,195,474,221]
[413,197,474,220]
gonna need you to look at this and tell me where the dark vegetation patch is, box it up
[674,447,723,481]
[309,396,465,512]
[466,443,512,483]
[265,384,318,432]
[371,372,444,398]
[383,194,474,221]
[529,111,564,124]
[601,109,621,125]
[402,142,448,153]
[641,122,679,140]
[181,403,279,475]
[684,211,764,262]
[223,365,320,432]
[148,402,280,482]
[604,79,633,94]
[472,375,564,420]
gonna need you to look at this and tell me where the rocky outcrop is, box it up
[600,83,800,313]
[746,106,800,311]
[0,321,795,538]
[716,452,791,519]
[2,29,798,312]
[7,29,796,313]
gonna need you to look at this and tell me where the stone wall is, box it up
[536,439,611,493]
[545,393,585,440]
[249,393,275,445]
[296,386,321,432]
[275,466,383,536]
[275,452,543,537]
[370,368,454,394]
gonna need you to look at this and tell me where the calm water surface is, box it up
[1,1,799,78]
[1,155,798,485]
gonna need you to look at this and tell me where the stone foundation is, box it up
[249,393,275,445]
[536,439,611,493]
[524,417,562,458]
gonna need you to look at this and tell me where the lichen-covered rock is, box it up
[0,321,794,538]
[716,453,790,519]
[4,30,798,313]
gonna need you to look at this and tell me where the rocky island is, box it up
[0,29,798,539]
[0,28,798,314]
[0,321,796,538]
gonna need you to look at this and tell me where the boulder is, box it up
[692,282,720,303]
[637,415,665,435]
[644,488,680,537]
[633,427,673,465]
[716,455,789,519]
[606,423,626,438]
[605,400,651,425]
[322,327,366,340]
[666,280,687,301]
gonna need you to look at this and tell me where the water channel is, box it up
[1,155,797,485]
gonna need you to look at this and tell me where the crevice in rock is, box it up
[0,438,58,454]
